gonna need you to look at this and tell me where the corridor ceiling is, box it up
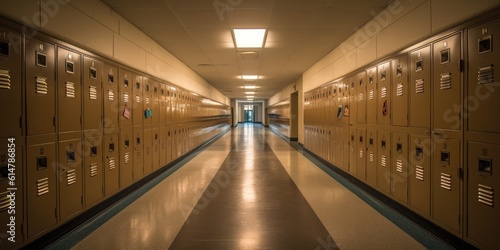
[101,0,390,100]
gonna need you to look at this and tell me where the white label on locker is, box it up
[369,152,374,163]
[359,93,364,101]
[478,184,494,207]
[136,95,141,103]
[478,65,494,84]
[440,173,451,191]
[90,162,98,177]
[123,93,129,103]
[380,87,387,99]
[109,157,116,170]
[124,152,130,164]
[415,165,424,181]
[35,76,48,95]
[415,79,424,94]
[396,159,403,173]
[65,82,75,98]
[396,83,403,96]
[369,89,374,100]
[108,90,115,101]
[67,169,77,186]
[359,148,364,159]
[381,155,387,167]
[440,73,452,90]
[89,85,98,100]
[0,69,11,90]
[0,191,10,211]
[145,97,150,105]
[37,177,49,196]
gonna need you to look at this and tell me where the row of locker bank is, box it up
[303,12,500,250]
[0,18,231,249]
[268,100,291,139]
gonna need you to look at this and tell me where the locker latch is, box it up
[478,158,492,176]
[37,156,48,170]
[90,146,98,157]
[66,150,75,163]
[109,142,115,152]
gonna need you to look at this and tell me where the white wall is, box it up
[0,0,230,105]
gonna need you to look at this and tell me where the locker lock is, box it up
[109,142,115,152]
[440,150,450,166]
[397,143,402,154]
[124,139,130,148]
[381,139,386,149]
[416,146,423,160]
[478,158,492,176]
[90,146,98,156]
[0,41,9,56]
[66,150,75,163]
[37,156,48,170]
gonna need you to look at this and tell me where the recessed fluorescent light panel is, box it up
[242,75,259,80]
[233,29,266,48]
[245,92,255,95]
[244,86,257,89]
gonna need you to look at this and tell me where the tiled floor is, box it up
[50,124,450,249]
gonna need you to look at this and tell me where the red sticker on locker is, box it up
[123,106,131,119]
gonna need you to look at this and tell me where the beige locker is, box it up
[410,46,431,128]
[83,131,103,207]
[133,127,144,180]
[348,76,357,126]
[392,54,409,127]
[432,137,460,233]
[331,127,337,165]
[467,18,500,133]
[338,81,350,126]
[143,77,152,126]
[118,69,133,128]
[409,134,431,216]
[366,129,378,186]
[160,126,167,167]
[366,66,377,124]
[151,81,160,126]
[159,83,166,125]
[26,39,56,136]
[392,132,408,204]
[103,63,119,134]
[104,134,119,196]
[377,61,391,125]
[0,26,22,138]
[57,47,81,133]
[119,129,133,188]
[356,71,367,124]
[132,75,143,126]
[166,86,172,123]
[167,127,172,164]
[467,142,500,249]
[0,143,24,248]
[58,137,83,221]
[377,131,391,195]
[143,128,153,175]
[342,127,350,172]
[27,139,56,238]
[349,127,357,175]
[83,56,103,131]
[356,128,367,180]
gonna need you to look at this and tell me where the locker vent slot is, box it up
[381,87,387,99]
[108,90,115,101]
[89,85,97,100]
[35,76,48,95]
[145,97,150,105]
[415,165,424,181]
[369,152,374,163]
[369,89,374,100]
[0,69,11,90]
[109,157,116,170]
[478,65,494,84]
[396,159,403,173]
[359,93,364,101]
[65,82,75,98]
[396,83,403,96]
[381,155,387,167]
[124,152,130,164]
[440,173,451,191]
[123,93,129,103]
[415,79,424,94]
[478,184,493,207]
[136,95,141,103]
[90,163,98,177]
[37,177,49,196]
[440,73,452,90]
[66,169,77,186]
[0,191,10,212]
[359,148,364,159]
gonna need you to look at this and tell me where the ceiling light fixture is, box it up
[247,99,254,101]
[246,96,254,98]
[242,75,259,80]
[245,92,255,95]
[244,86,257,89]
[233,29,266,48]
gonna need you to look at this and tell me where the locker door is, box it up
[432,137,460,233]
[166,86,172,123]
[160,126,167,167]
[159,83,166,126]
[356,71,367,124]
[392,133,408,204]
[57,48,81,133]
[0,26,22,138]
[132,75,143,126]
[58,138,83,221]
[26,39,56,136]
[377,131,391,195]
[118,69,133,128]
[349,127,357,175]
[392,54,409,127]
[348,76,357,126]
[343,127,351,172]
[0,144,24,248]
[410,46,431,128]
[409,134,431,216]
[377,61,391,125]
[133,128,144,180]
[433,33,462,130]
[143,128,153,175]
[467,142,500,249]
[83,57,103,131]
[356,128,366,180]
[119,129,133,187]
[366,66,377,124]
[83,132,103,206]
[143,77,152,126]
[103,63,119,134]
[27,141,56,238]
[151,81,160,126]
[467,18,500,133]
[167,127,172,164]
[104,134,119,196]
[366,130,377,186]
